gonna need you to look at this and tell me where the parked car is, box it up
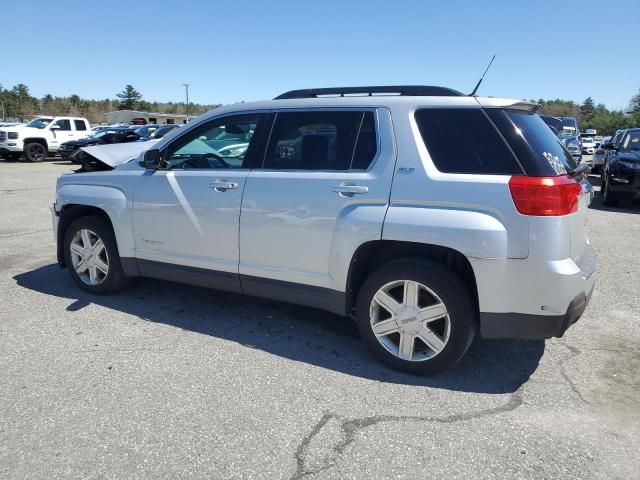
[558,132,582,162]
[132,124,162,138]
[580,135,597,155]
[0,116,91,162]
[51,85,596,374]
[58,127,143,162]
[592,135,611,173]
[601,128,640,206]
[144,124,180,140]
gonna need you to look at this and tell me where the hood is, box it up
[79,139,160,168]
[2,125,39,134]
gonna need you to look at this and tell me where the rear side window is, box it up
[263,111,376,170]
[414,109,521,175]
[487,109,577,176]
[74,120,87,131]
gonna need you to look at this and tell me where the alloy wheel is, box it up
[69,228,109,285]
[369,280,451,361]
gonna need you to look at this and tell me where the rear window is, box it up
[414,108,522,175]
[487,109,577,176]
[74,120,87,131]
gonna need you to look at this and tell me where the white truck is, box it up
[0,116,91,162]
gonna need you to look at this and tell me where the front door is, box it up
[239,109,396,297]
[132,113,265,292]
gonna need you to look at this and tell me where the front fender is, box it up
[382,206,513,260]
[56,184,134,258]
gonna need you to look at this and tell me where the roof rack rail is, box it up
[274,85,464,100]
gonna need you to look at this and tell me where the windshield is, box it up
[25,118,53,129]
[622,131,640,150]
[91,130,120,139]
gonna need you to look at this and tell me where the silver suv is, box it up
[52,86,596,374]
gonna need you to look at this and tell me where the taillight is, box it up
[508,175,582,216]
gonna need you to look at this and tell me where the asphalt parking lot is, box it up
[1,156,639,479]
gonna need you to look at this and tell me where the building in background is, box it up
[105,110,189,125]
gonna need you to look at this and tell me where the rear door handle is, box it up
[211,179,238,192]
[333,183,368,197]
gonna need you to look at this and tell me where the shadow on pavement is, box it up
[14,264,545,393]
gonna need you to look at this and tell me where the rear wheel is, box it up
[63,216,130,294]
[24,142,47,162]
[355,259,476,374]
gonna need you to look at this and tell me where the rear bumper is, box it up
[480,287,593,339]
[471,243,596,339]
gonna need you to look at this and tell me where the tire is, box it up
[355,258,477,374]
[63,215,130,294]
[602,175,618,206]
[23,142,48,162]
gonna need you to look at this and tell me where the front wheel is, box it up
[63,216,130,294]
[355,259,476,374]
[23,142,48,162]
[602,175,618,206]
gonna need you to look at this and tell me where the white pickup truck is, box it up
[0,116,91,162]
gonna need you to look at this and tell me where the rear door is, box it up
[239,108,396,295]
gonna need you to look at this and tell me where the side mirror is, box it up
[143,149,162,169]
[50,124,60,130]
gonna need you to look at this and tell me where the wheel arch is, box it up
[345,240,479,318]
[57,204,114,268]
[23,137,49,150]
[55,184,134,270]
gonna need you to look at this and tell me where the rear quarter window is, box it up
[486,109,577,176]
[414,108,522,175]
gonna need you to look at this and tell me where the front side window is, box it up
[53,119,71,131]
[415,108,522,175]
[162,114,260,170]
[25,118,53,129]
[74,120,87,131]
[263,111,376,170]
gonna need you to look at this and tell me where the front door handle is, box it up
[211,179,238,192]
[333,183,368,197]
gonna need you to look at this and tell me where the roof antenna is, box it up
[469,55,496,96]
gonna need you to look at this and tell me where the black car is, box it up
[147,124,179,139]
[601,128,640,206]
[59,128,142,162]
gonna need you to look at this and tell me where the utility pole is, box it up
[183,83,190,122]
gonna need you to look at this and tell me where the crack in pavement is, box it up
[291,390,524,479]
[0,228,52,239]
[557,342,592,406]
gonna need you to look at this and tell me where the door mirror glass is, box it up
[143,149,162,169]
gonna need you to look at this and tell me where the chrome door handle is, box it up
[333,183,368,197]
[211,180,238,192]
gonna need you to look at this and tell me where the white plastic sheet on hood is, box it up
[79,140,161,168]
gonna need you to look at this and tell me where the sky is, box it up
[3,0,639,111]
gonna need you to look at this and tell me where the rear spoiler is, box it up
[474,97,540,113]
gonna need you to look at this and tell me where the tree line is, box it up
[2,82,639,135]
[0,83,221,124]
[532,90,639,135]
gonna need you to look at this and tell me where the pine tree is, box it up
[115,85,143,110]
